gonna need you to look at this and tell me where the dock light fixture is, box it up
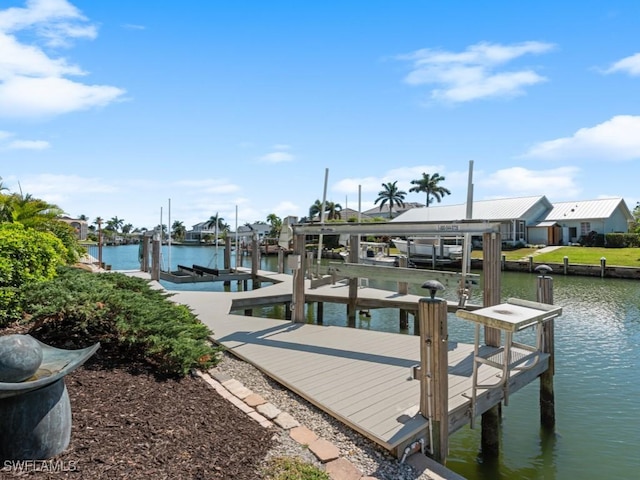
[421,279,445,301]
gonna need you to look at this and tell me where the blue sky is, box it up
[1,0,639,230]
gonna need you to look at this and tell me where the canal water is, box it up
[102,245,640,480]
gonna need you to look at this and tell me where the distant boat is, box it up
[392,237,463,261]
[339,241,400,266]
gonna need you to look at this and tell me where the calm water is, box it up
[102,245,640,480]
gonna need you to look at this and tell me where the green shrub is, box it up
[605,232,640,248]
[21,267,221,376]
[0,223,67,324]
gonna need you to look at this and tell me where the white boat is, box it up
[392,237,463,260]
[339,241,400,266]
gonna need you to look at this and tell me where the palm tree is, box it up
[409,172,451,207]
[266,213,282,238]
[205,213,226,244]
[325,201,342,220]
[309,199,325,220]
[106,216,124,233]
[172,220,186,241]
[374,181,406,219]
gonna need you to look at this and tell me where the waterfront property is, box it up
[135,219,561,470]
[104,243,640,480]
[392,196,633,246]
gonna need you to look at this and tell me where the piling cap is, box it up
[421,280,445,300]
[534,264,553,278]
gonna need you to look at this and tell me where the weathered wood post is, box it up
[481,231,502,457]
[317,302,324,325]
[251,232,261,289]
[398,256,409,330]
[224,236,232,286]
[418,280,449,464]
[347,234,360,327]
[600,257,606,278]
[563,256,569,275]
[535,265,555,430]
[277,248,285,274]
[151,235,161,281]
[292,233,306,323]
[140,233,151,272]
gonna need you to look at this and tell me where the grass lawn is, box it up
[391,245,640,267]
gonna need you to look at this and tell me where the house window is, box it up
[580,222,591,236]
[569,227,577,240]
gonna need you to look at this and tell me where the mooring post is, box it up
[277,248,285,274]
[292,233,306,323]
[347,234,360,327]
[224,236,232,286]
[317,302,324,324]
[418,281,449,464]
[481,231,502,458]
[398,256,409,330]
[151,236,161,281]
[251,232,261,289]
[536,265,556,430]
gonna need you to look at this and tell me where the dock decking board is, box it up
[161,270,547,454]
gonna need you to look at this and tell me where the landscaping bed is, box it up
[2,356,274,479]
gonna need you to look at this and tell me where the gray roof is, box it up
[392,196,550,222]
[542,198,633,222]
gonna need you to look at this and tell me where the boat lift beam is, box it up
[292,220,501,237]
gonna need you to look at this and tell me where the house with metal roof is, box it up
[392,196,632,246]
[529,197,633,245]
[363,201,424,219]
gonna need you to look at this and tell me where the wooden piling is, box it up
[398,256,409,330]
[418,296,449,463]
[481,232,502,457]
[251,233,261,289]
[224,237,232,286]
[151,237,161,281]
[347,235,360,326]
[277,248,285,274]
[317,302,324,324]
[292,233,306,323]
[537,274,555,429]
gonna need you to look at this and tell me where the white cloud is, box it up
[8,139,50,149]
[259,151,294,163]
[522,115,640,161]
[0,0,124,118]
[603,52,640,76]
[398,41,554,103]
[481,166,581,198]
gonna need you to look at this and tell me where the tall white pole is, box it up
[235,205,239,269]
[462,160,474,286]
[316,168,329,272]
[168,198,172,272]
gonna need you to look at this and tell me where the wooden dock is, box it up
[167,269,550,457]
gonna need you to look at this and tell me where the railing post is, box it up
[398,256,409,330]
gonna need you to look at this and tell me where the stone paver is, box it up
[226,393,254,414]
[256,402,281,419]
[308,438,340,463]
[209,371,232,383]
[244,393,266,407]
[222,379,253,399]
[324,457,362,480]
[289,425,318,445]
[247,411,273,428]
[273,411,300,429]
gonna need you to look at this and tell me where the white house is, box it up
[392,196,632,246]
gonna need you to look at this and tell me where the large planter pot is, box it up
[0,336,99,461]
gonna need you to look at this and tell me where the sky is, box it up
[1,0,640,231]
